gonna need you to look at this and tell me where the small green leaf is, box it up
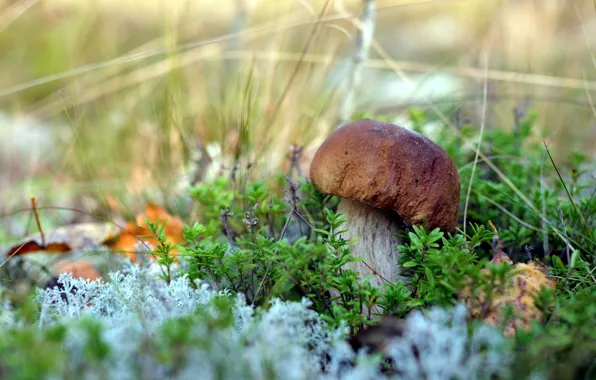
[425,266,435,289]
[361,274,374,284]
[570,249,579,269]
[551,255,566,273]
[406,299,424,307]
[402,261,418,268]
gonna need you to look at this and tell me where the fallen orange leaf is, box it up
[107,203,185,263]
[54,259,102,282]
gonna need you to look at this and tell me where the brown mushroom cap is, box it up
[309,118,460,232]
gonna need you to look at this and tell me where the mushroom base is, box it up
[330,198,405,316]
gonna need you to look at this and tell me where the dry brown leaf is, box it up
[54,259,102,282]
[1,222,121,259]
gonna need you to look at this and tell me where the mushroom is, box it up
[309,118,460,291]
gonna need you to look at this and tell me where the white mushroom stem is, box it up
[336,198,405,289]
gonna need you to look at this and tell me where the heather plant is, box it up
[178,171,508,331]
[392,223,513,314]
[0,107,594,379]
[511,286,596,380]
[399,106,596,377]
[169,106,594,378]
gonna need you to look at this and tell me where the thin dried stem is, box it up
[29,196,46,247]
[463,52,489,235]
[540,149,550,257]
[336,0,376,128]
[556,206,571,280]
[0,0,38,33]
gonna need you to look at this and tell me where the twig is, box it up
[463,52,489,235]
[223,0,247,76]
[29,196,46,247]
[540,149,550,258]
[253,177,300,269]
[475,192,542,232]
[488,220,505,258]
[361,260,393,285]
[524,245,534,261]
[0,0,39,33]
[550,274,594,283]
[293,209,315,232]
[574,3,596,71]
[242,162,253,200]
[268,0,332,123]
[484,82,495,166]
[556,206,572,281]
[252,206,293,306]
[1,2,447,101]
[287,144,304,178]
[29,49,596,120]
[544,141,593,240]
[336,0,376,128]
[242,203,260,238]
[230,162,240,202]
[252,176,329,315]
[454,106,462,146]
[220,207,237,249]
[284,175,300,211]
[188,136,212,186]
[512,105,523,155]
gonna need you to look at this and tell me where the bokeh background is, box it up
[1,0,595,239]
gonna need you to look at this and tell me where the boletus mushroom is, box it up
[309,118,460,291]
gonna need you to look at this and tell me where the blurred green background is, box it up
[1,0,595,238]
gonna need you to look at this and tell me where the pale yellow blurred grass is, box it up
[0,0,595,233]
